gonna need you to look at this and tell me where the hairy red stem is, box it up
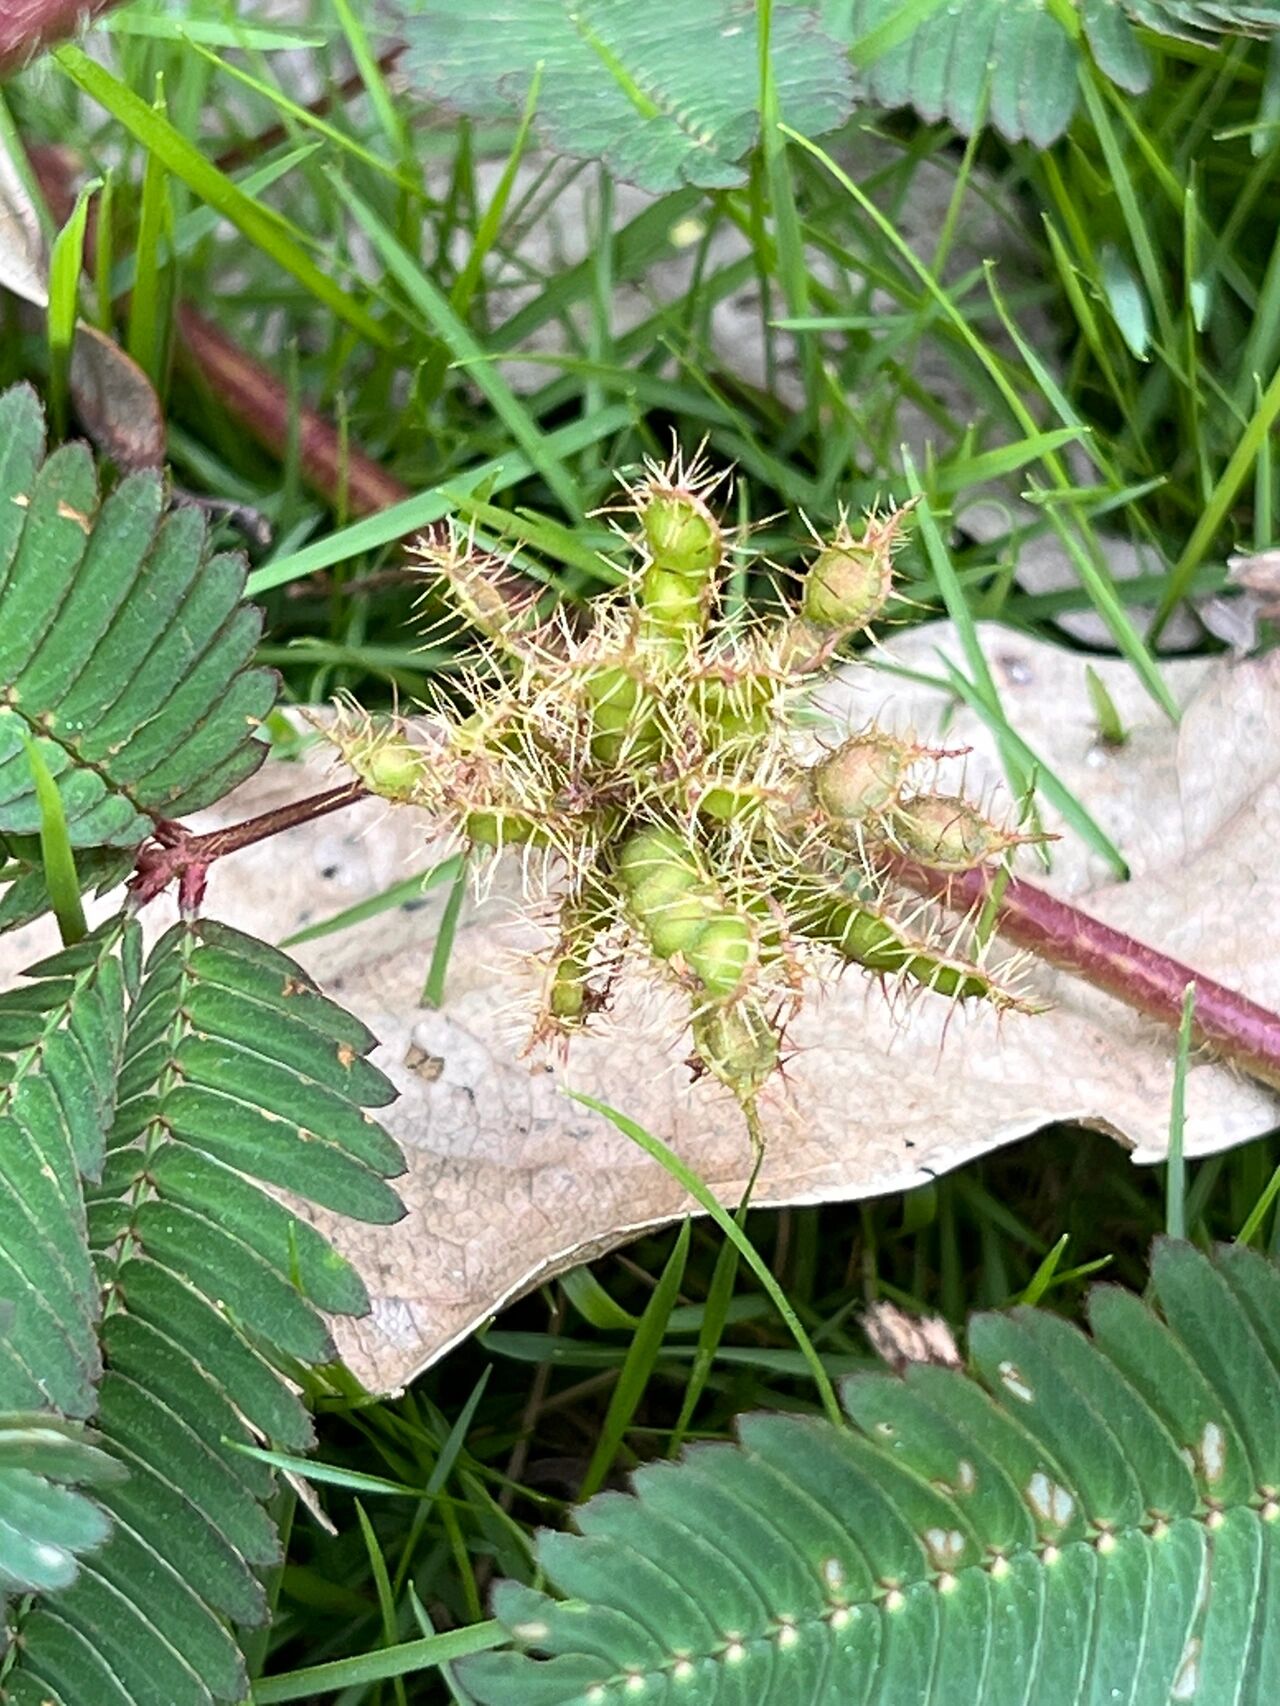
[0,0,123,74]
[129,782,369,910]
[894,858,1280,1092]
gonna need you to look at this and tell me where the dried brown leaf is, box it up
[3,624,1278,1392]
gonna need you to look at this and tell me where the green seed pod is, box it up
[616,826,697,898]
[688,777,768,824]
[634,484,723,646]
[368,455,1033,1120]
[685,913,757,1002]
[813,732,909,824]
[800,510,903,635]
[534,900,609,1039]
[892,794,1015,871]
[691,999,779,1103]
[335,719,426,802]
[696,672,774,743]
[783,878,1000,1002]
[624,858,699,921]
[617,831,712,956]
[647,891,720,960]
[802,544,892,632]
[465,808,546,848]
[412,529,548,660]
[548,956,588,1022]
[638,562,711,645]
[584,665,661,766]
[641,487,722,578]
[617,828,758,996]
[363,739,425,799]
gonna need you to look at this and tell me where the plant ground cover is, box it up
[3,1,1280,1700]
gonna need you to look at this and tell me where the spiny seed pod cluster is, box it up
[332,449,1032,1141]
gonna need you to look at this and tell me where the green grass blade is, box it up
[331,174,583,516]
[422,856,469,1008]
[1154,356,1280,642]
[127,78,173,389]
[282,857,466,948]
[934,426,1088,494]
[847,0,952,67]
[1016,1234,1069,1306]
[47,177,99,439]
[1085,665,1127,746]
[577,1219,691,1500]
[185,45,416,192]
[447,68,542,326]
[251,1625,506,1702]
[669,1149,762,1456]
[354,1501,409,1706]
[247,407,631,595]
[901,458,1003,709]
[936,656,1130,877]
[19,730,88,945]
[53,43,390,349]
[108,144,324,298]
[1235,1162,1280,1248]
[560,1267,642,1332]
[330,0,411,160]
[571,1094,842,1426]
[93,166,116,331]
[1036,498,1180,720]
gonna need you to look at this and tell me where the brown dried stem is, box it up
[893,856,1280,1092]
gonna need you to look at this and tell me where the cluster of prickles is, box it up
[333,451,1033,1142]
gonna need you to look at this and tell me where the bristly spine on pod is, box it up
[328,449,1032,1148]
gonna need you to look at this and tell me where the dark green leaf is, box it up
[399,0,855,192]
[465,1241,1280,1702]
[0,921,129,1415]
[0,385,275,849]
[838,0,1280,142]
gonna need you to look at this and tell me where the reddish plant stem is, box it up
[894,857,1280,1092]
[129,781,369,910]
[174,305,413,519]
[0,0,123,74]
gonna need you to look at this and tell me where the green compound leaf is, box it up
[0,921,132,1420]
[461,1240,1280,1704]
[397,0,856,192]
[0,1414,120,1611]
[4,921,405,1706]
[1128,0,1280,42]
[0,383,276,850]
[835,0,1280,145]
